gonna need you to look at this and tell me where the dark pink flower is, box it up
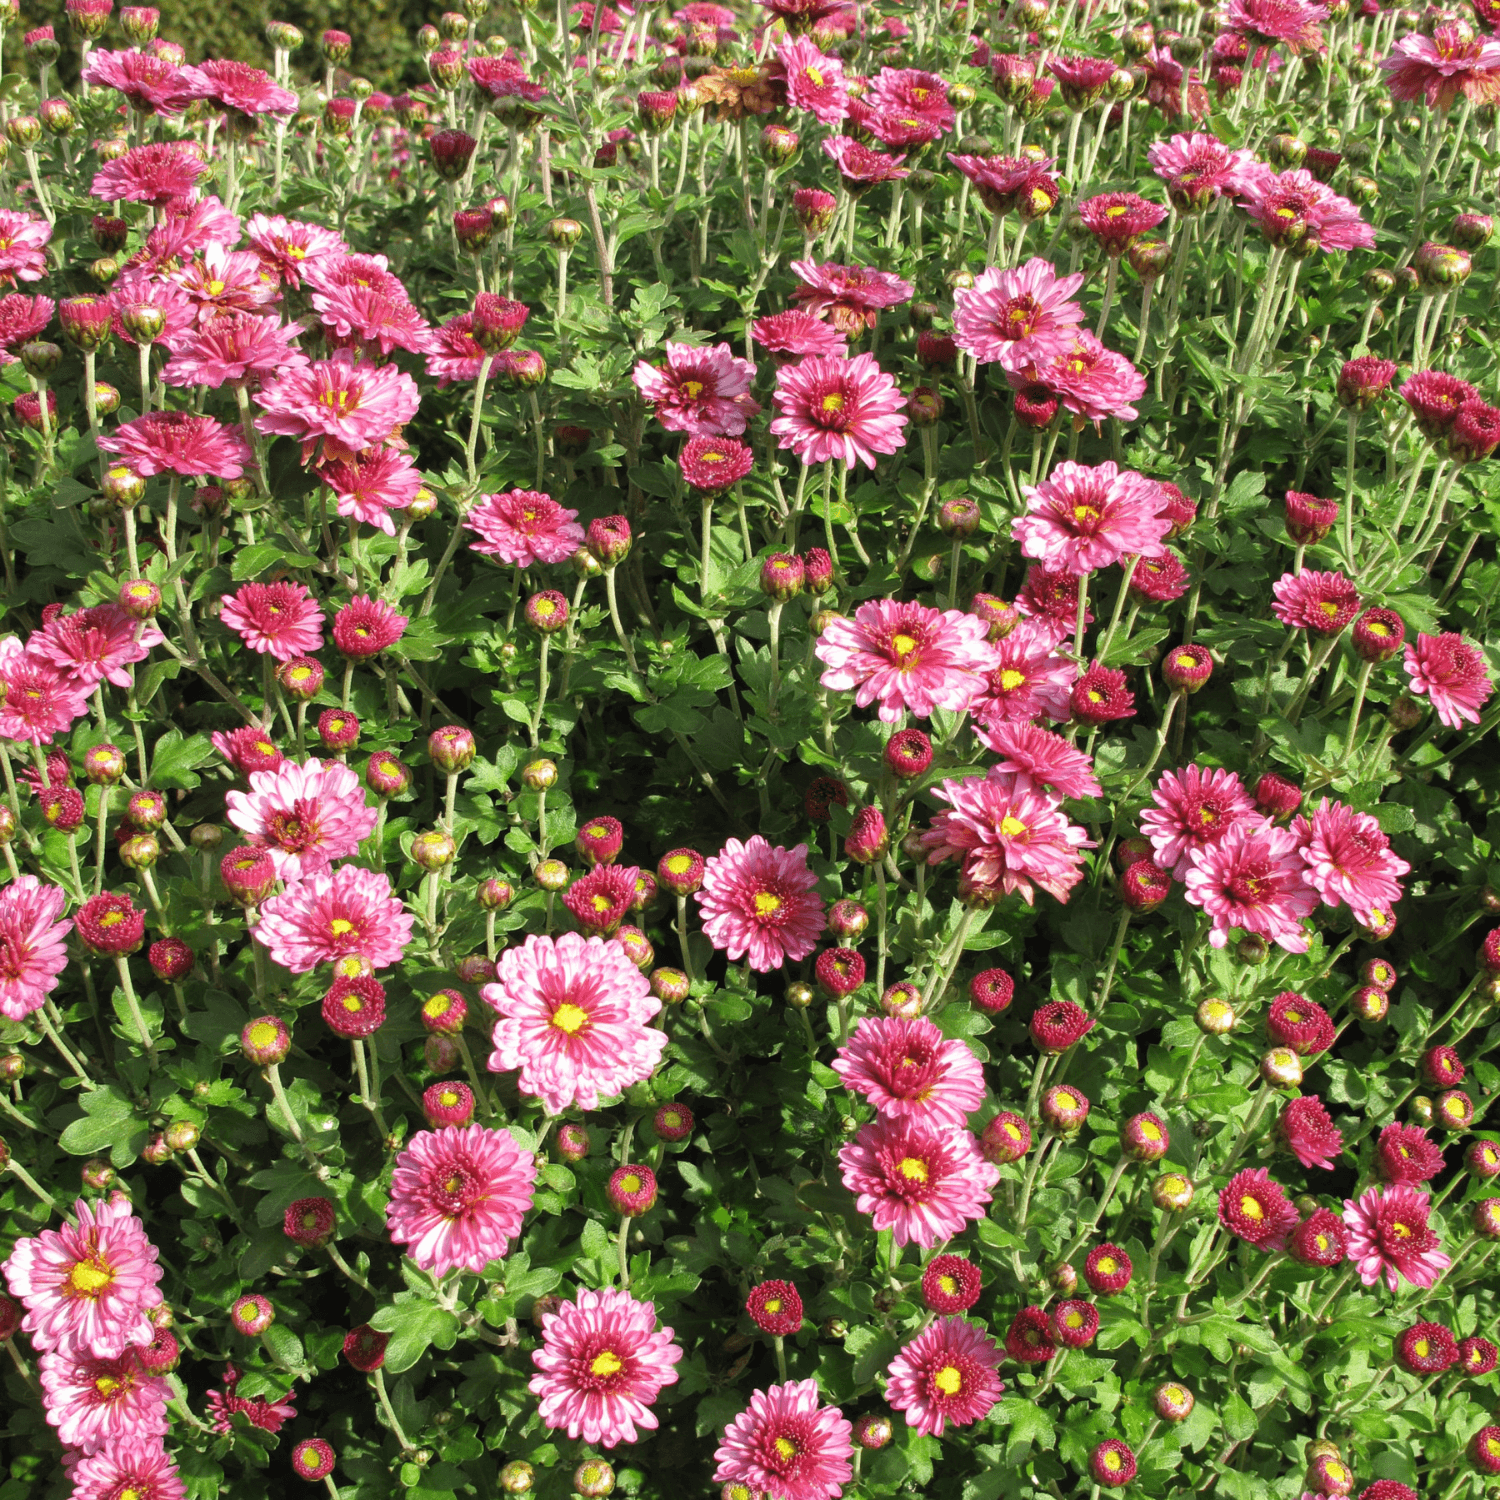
[632,342,760,437]
[100,411,252,479]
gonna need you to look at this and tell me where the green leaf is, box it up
[998,1394,1056,1462]
[368,1300,462,1375]
[149,730,216,790]
[57,1085,139,1156]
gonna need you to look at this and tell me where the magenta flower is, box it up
[1271,570,1361,634]
[679,435,754,492]
[1220,0,1328,50]
[0,644,92,745]
[28,603,162,691]
[0,211,53,285]
[218,581,324,661]
[1344,1183,1452,1291]
[90,142,207,206]
[780,35,849,121]
[99,412,253,480]
[68,1440,187,1500]
[750,309,849,361]
[1146,132,1262,208]
[1296,798,1410,925]
[1015,460,1170,574]
[0,875,71,1021]
[0,292,54,357]
[981,722,1102,799]
[697,836,825,972]
[967,619,1078,730]
[81,47,206,112]
[1404,632,1494,728]
[424,313,490,386]
[194,57,299,115]
[838,1115,999,1247]
[866,66,954,130]
[952,258,1086,373]
[789,260,913,332]
[169,244,279,320]
[823,135,910,186]
[37,1346,170,1455]
[712,1379,853,1500]
[160,312,307,390]
[770,353,909,469]
[386,1124,537,1276]
[921,767,1095,906]
[226,758,378,881]
[1219,1167,1300,1250]
[319,446,424,536]
[1140,766,1258,880]
[2,1196,163,1357]
[1279,1095,1344,1170]
[816,599,993,721]
[632,341,760,437]
[254,353,421,461]
[1183,816,1319,951]
[1079,192,1169,255]
[481,931,666,1114]
[1377,1123,1446,1185]
[255,864,413,973]
[465,489,586,568]
[1021,334,1148,424]
[1240,168,1374,251]
[1382,23,1500,110]
[245,213,348,290]
[832,1016,987,1127]
[311,281,437,358]
[884,1316,1003,1436]
[333,595,408,658]
[108,271,197,349]
[529,1287,683,1446]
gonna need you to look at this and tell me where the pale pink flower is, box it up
[2,1196,163,1357]
[1183,816,1318,952]
[1015,460,1170,574]
[530,1288,683,1446]
[319,446,424,536]
[1140,765,1258,880]
[770,353,909,469]
[952,258,1086,373]
[750,309,848,361]
[37,1347,169,1455]
[884,1317,1003,1436]
[245,213,348,290]
[1146,131,1262,206]
[226,757,378,881]
[69,1439,187,1500]
[1220,0,1328,48]
[168,244,280,318]
[838,1115,1000,1247]
[0,875,71,1021]
[832,1016,986,1128]
[481,932,666,1114]
[0,211,53,285]
[254,353,421,461]
[1382,23,1500,110]
[82,48,206,113]
[465,489,585,568]
[1404,632,1494,728]
[28,603,163,691]
[160,313,307,389]
[255,864,413,972]
[0,645,92,745]
[780,35,849,121]
[194,57,299,115]
[632,342,761,437]
[386,1124,537,1276]
[697,836,825,972]
[982,722,1103,799]
[99,411,252,479]
[1343,1183,1451,1291]
[218,580,324,660]
[816,599,994,721]
[967,619,1078,730]
[789,260,914,332]
[920,766,1095,906]
[1021,334,1148,424]
[1296,798,1410,925]
[91,143,207,206]
[311,281,437,357]
[712,1380,854,1500]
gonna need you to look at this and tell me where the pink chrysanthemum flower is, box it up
[1146,131,1262,208]
[838,1115,999,1247]
[2,1196,163,1357]
[91,142,207,205]
[867,65,953,126]
[750,309,848,361]
[1404,632,1494,728]
[1296,798,1410,925]
[1015,460,1170,574]
[1240,168,1374,252]
[69,1438,187,1500]
[1219,1166,1300,1250]
[319,446,424,536]
[1184,816,1319,951]
[218,581,324,661]
[386,1124,537,1276]
[0,292,55,358]
[302,251,402,301]
[333,595,408,658]
[832,1016,986,1127]
[195,57,299,115]
[255,864,414,973]
[967,619,1078,731]
[99,412,253,480]
[481,932,666,1113]
[424,313,490,386]
[529,1287,683,1446]
[982,722,1102,799]
[1344,1183,1452,1291]
[245,213,348,290]
[952,258,1086,373]
[0,875,71,1021]
[780,35,849,121]
[137,195,244,270]
[169,244,279,318]
[0,211,53,285]
[37,1347,169,1455]
[770,353,909,469]
[697,836,826,971]
[254,353,421,461]
[1279,1095,1344,1170]
[82,47,206,112]
[679,435,754,492]
[1140,765,1258,880]
[1382,22,1500,110]
[1021,334,1149,425]
[1220,0,1328,50]
[1271,570,1362,634]
[1079,192,1169,254]
[920,767,1095,906]
[789,260,913,332]
[160,312,307,390]
[632,341,761,437]
[1378,1123,1445,1185]
[108,272,197,350]
[0,645,92,745]
[312,281,437,358]
[225,758,378,881]
[28,603,163,691]
[884,1316,1003,1437]
[823,136,911,186]
[815,599,994,721]
[465,489,586,568]
[712,1379,854,1500]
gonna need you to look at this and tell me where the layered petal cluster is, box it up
[696,836,826,971]
[225,758,378,881]
[256,865,413,972]
[1344,1184,1451,1291]
[0,874,72,1020]
[1014,460,1171,574]
[832,1016,986,1127]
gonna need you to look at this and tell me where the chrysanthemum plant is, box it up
[0,0,1498,1497]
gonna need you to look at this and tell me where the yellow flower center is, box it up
[1285,1009,1303,1023]
[774,1437,798,1461]
[822,392,845,413]
[807,65,824,85]
[1096,1255,1117,1275]
[69,1259,114,1296]
[330,918,354,936]
[207,279,226,295]
[764,1297,782,1314]
[95,1375,125,1398]
[1391,1219,1412,1238]
[681,380,704,398]
[1173,652,1197,669]
[667,854,694,874]
[248,1021,279,1048]
[999,668,1026,691]
[1064,1309,1084,1329]
[1055,1091,1077,1108]
[933,1364,963,1395]
[1240,1196,1264,1221]
[754,892,782,917]
[591,1349,623,1377]
[1104,1453,1123,1473]
[898,1156,929,1183]
[1000,816,1027,837]
[552,1002,589,1034]
[1141,1121,1162,1140]
[1414,1337,1430,1357]
[939,1274,957,1295]
[591,894,613,912]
